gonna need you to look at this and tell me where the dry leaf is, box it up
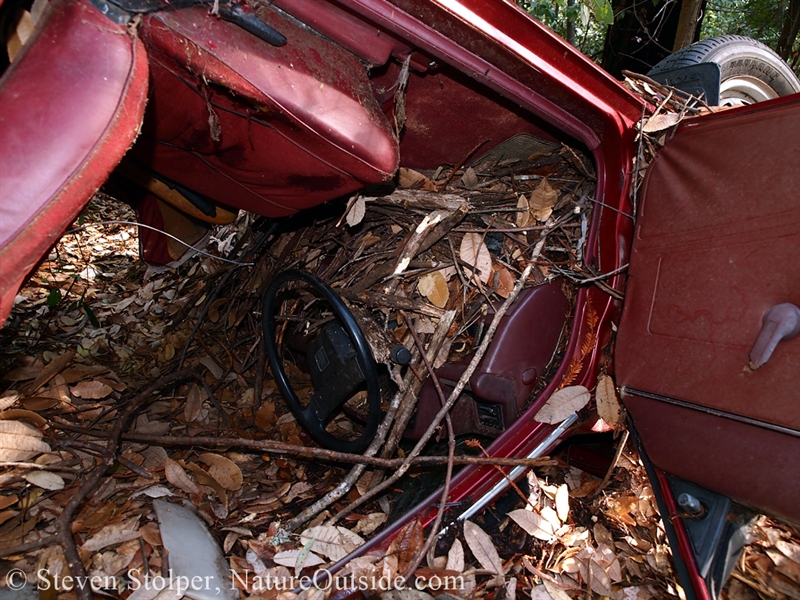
[23,471,64,490]
[463,520,504,576]
[555,484,569,524]
[528,178,557,222]
[595,374,622,428]
[353,512,388,535]
[388,519,424,572]
[164,458,200,495]
[81,516,140,552]
[642,112,681,133]
[346,196,366,227]
[446,538,465,572]
[417,271,449,308]
[273,549,325,568]
[516,195,530,228]
[508,509,556,542]
[256,401,275,430]
[199,453,243,491]
[461,167,479,189]
[0,420,51,462]
[491,264,515,298]
[398,167,437,191]
[534,385,590,424]
[459,233,492,284]
[299,525,365,562]
[184,383,204,423]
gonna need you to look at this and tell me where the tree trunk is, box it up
[777,0,800,61]
[601,0,684,78]
[673,0,705,51]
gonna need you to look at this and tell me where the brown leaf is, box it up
[164,458,200,495]
[516,195,530,228]
[641,112,681,133]
[417,271,449,308]
[508,509,555,542]
[459,233,492,284]
[70,380,113,399]
[492,264,515,298]
[463,520,504,576]
[528,178,557,222]
[256,401,276,430]
[398,168,437,191]
[446,538,465,572]
[0,420,51,462]
[198,453,243,491]
[26,351,74,394]
[388,519,424,572]
[596,374,622,428]
[184,383,204,423]
[460,167,479,189]
[534,385,590,424]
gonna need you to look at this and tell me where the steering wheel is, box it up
[262,269,382,453]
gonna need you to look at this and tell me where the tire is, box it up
[648,35,800,106]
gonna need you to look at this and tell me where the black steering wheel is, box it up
[262,269,382,453]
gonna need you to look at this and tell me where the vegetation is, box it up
[517,0,800,75]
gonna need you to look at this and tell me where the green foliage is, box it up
[517,0,612,60]
[702,0,800,75]
[46,288,62,309]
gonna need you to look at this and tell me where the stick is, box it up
[399,311,455,580]
[329,223,553,524]
[55,369,198,600]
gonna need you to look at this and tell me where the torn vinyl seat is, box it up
[0,0,148,324]
[404,280,570,439]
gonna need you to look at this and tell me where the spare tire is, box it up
[648,35,800,105]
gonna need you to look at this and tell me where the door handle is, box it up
[749,303,800,369]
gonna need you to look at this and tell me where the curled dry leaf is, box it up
[398,167,437,191]
[459,233,492,284]
[516,194,530,228]
[388,519,425,572]
[508,509,556,542]
[0,420,51,462]
[555,484,569,524]
[417,271,449,308]
[463,520,504,576]
[164,458,201,495]
[641,112,681,133]
[491,264,515,298]
[256,400,275,430]
[528,178,558,222]
[595,374,622,428]
[534,385,590,424]
[198,453,243,491]
[352,512,388,536]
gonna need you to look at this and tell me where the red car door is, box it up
[615,96,800,525]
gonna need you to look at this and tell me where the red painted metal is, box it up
[0,0,148,322]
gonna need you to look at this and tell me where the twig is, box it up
[117,432,553,468]
[329,222,554,525]
[399,311,455,580]
[55,369,197,600]
[591,430,629,499]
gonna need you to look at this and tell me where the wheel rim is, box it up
[719,75,779,106]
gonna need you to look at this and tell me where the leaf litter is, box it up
[0,98,797,600]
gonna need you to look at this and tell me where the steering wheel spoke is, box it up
[262,269,382,454]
